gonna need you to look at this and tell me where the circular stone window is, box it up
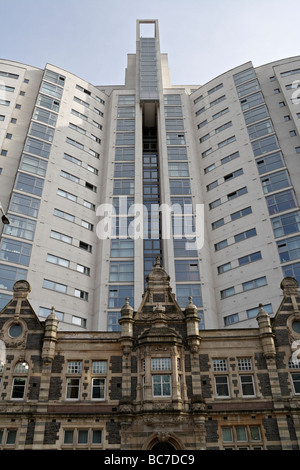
[292,321,300,334]
[9,323,23,338]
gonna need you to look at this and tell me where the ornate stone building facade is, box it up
[0,260,300,450]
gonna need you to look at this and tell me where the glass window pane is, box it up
[108,285,134,308]
[0,265,27,291]
[44,69,65,86]
[233,68,256,85]
[29,122,54,142]
[4,215,36,241]
[151,358,171,370]
[167,147,187,160]
[243,105,269,124]
[109,261,134,282]
[278,236,300,262]
[251,135,279,157]
[37,93,60,112]
[92,361,107,374]
[33,106,57,126]
[92,378,106,399]
[168,162,189,177]
[11,378,26,399]
[114,163,135,178]
[271,211,300,238]
[236,426,247,442]
[292,373,300,393]
[15,172,44,196]
[78,430,88,444]
[176,284,202,307]
[64,430,74,444]
[241,375,255,396]
[24,137,51,159]
[237,79,260,97]
[92,430,102,444]
[215,376,229,396]
[282,263,300,286]
[266,190,297,215]
[0,238,32,266]
[222,427,233,442]
[66,378,80,399]
[10,193,40,218]
[20,154,48,177]
[175,260,200,282]
[6,430,17,444]
[41,80,63,98]
[162,375,171,395]
[256,151,284,175]
[67,361,82,374]
[250,426,261,441]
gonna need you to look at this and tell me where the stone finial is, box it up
[47,306,59,321]
[45,306,59,329]
[185,297,198,319]
[186,296,197,309]
[121,297,133,315]
[280,277,299,296]
[257,303,268,318]
[152,303,167,326]
[13,280,31,300]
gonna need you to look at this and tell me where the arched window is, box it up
[14,362,29,374]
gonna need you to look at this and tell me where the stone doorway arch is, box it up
[144,432,183,450]
[150,441,176,451]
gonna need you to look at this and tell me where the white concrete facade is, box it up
[0,20,299,331]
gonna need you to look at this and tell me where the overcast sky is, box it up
[1,0,299,87]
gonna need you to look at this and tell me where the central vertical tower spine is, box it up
[136,20,163,281]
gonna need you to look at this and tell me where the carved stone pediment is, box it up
[134,260,185,322]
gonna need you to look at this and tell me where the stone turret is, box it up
[42,307,59,363]
[119,297,134,354]
[185,296,201,353]
[256,304,276,359]
[12,280,31,324]
[280,277,300,320]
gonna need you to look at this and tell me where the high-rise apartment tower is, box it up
[0,20,299,331]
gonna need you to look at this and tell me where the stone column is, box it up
[171,346,182,409]
[119,298,134,404]
[185,297,202,397]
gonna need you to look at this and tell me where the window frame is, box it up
[11,361,29,400]
[65,361,82,400]
[152,374,172,397]
[63,428,103,447]
[214,375,230,398]
[240,374,256,397]
[222,424,263,450]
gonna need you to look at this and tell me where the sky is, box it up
[1,0,299,87]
